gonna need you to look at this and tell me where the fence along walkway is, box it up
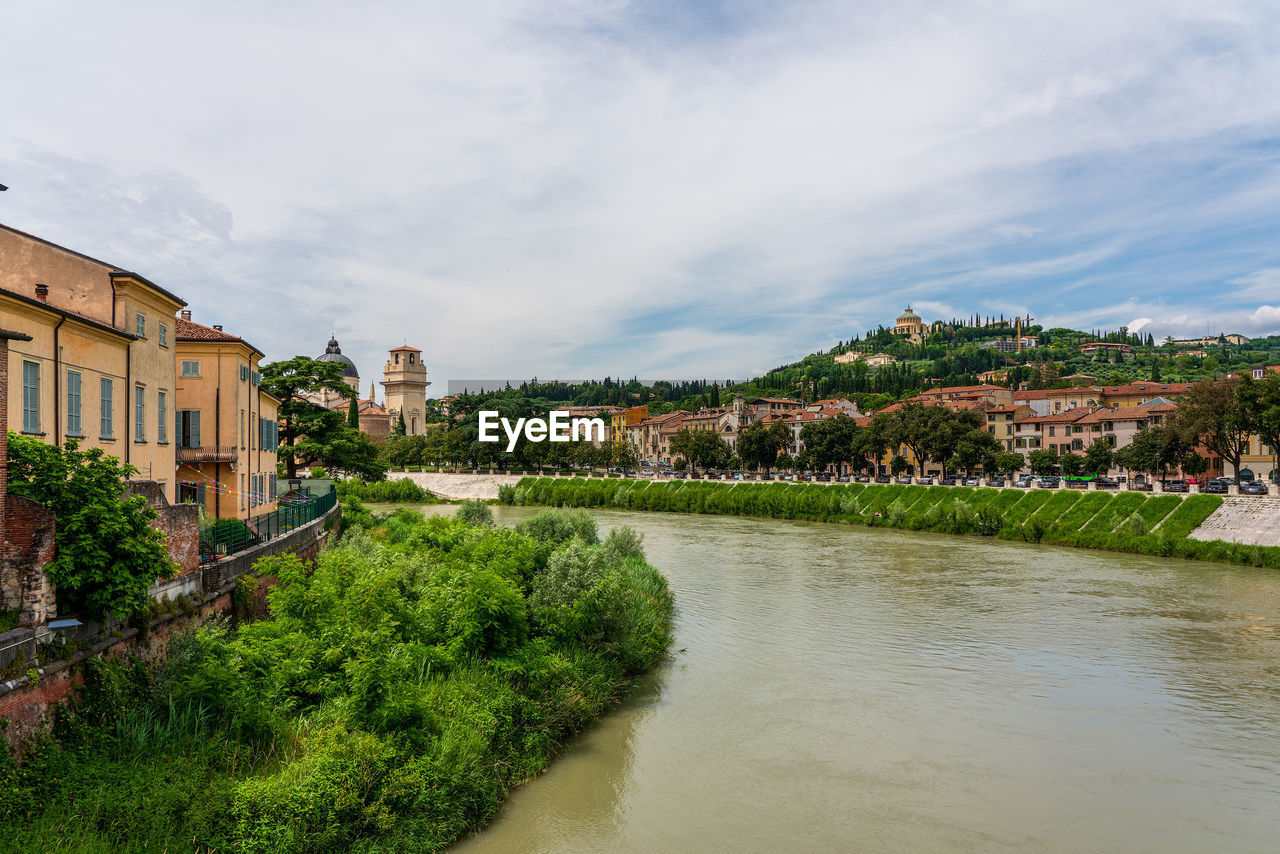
[199,489,338,561]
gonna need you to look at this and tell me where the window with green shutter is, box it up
[66,370,82,436]
[22,361,39,433]
[100,378,114,438]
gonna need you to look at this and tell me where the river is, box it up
[377,504,1280,853]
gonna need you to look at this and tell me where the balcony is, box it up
[177,445,238,463]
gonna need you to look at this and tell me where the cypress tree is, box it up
[347,396,359,429]
[395,409,407,436]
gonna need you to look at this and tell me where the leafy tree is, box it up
[993,451,1026,475]
[669,429,731,471]
[798,413,859,473]
[6,434,175,617]
[1170,377,1250,477]
[1180,451,1209,478]
[1028,448,1058,475]
[737,422,790,472]
[1058,452,1085,476]
[602,437,638,469]
[261,357,356,478]
[1240,372,1280,483]
[1114,426,1184,480]
[950,427,1002,474]
[1083,439,1114,475]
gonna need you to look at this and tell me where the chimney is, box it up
[212,324,223,331]
[180,309,191,321]
[34,283,48,302]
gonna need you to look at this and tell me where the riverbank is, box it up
[501,477,1280,569]
[1,504,675,852]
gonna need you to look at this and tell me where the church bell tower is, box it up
[381,346,430,435]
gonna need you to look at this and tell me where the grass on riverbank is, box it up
[1,501,674,853]
[501,477,1280,569]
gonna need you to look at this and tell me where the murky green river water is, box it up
[379,504,1280,853]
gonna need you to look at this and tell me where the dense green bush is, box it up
[336,477,441,504]
[2,509,674,852]
[457,499,496,527]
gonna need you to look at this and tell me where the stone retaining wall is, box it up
[0,500,340,748]
[1188,496,1280,547]
[389,471,526,500]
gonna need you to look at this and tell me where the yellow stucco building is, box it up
[174,313,279,520]
[0,224,184,501]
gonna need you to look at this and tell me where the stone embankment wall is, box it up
[389,472,525,500]
[0,500,340,747]
[1189,498,1280,547]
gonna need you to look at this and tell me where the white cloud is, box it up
[1229,269,1280,301]
[992,223,1043,239]
[2,1,1280,388]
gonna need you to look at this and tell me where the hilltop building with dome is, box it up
[893,306,926,343]
[307,336,430,440]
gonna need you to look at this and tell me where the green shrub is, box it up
[336,478,439,504]
[516,508,600,545]
[456,500,495,527]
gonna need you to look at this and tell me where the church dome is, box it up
[317,336,359,379]
[897,307,922,325]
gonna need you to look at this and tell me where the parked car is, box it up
[759,473,774,481]
[640,469,655,477]
[855,474,871,483]
[1095,476,1120,489]
[963,477,981,486]
[988,476,1005,487]
[1130,480,1152,491]
[875,475,891,484]
[1015,477,1032,488]
[837,475,851,483]
[916,476,934,485]
[1204,479,1229,494]
[1164,479,1189,493]
[942,475,960,486]
[1241,481,1269,495]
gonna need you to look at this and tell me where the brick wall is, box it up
[0,496,57,626]
[125,480,201,575]
[0,500,337,750]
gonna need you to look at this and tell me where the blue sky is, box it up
[2,1,1279,395]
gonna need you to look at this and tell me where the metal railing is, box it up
[177,445,238,462]
[199,489,337,562]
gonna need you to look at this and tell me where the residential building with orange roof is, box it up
[0,223,186,502]
[174,312,280,520]
[1099,381,1193,408]
[1011,408,1095,461]
[916,383,1013,406]
[985,404,1035,451]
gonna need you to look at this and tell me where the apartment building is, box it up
[0,224,184,501]
[174,313,279,520]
